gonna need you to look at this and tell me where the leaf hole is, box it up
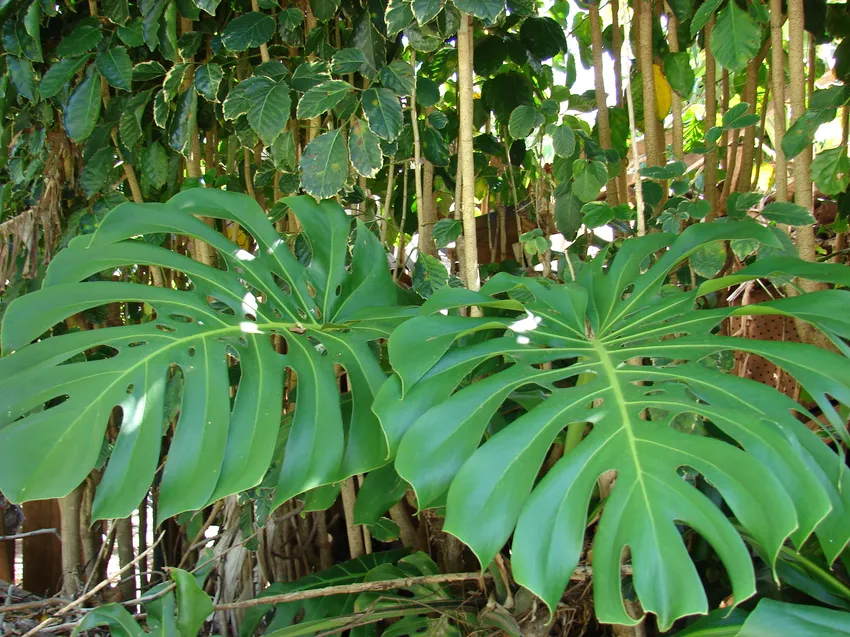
[306,281,317,298]
[273,274,292,295]
[156,324,176,333]
[188,347,196,357]
[126,384,135,394]
[128,341,148,348]
[169,313,195,323]
[245,313,257,322]
[335,284,342,296]
[297,308,308,320]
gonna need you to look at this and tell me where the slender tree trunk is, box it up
[589,2,619,204]
[457,13,480,293]
[788,0,816,269]
[59,487,82,597]
[736,61,758,191]
[637,0,660,166]
[116,517,135,601]
[704,17,719,220]
[667,9,684,162]
[420,160,437,256]
[770,3,788,201]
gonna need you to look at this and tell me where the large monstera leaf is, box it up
[374,222,850,630]
[0,189,409,521]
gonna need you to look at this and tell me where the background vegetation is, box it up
[1,0,850,634]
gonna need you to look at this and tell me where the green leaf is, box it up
[291,61,330,92]
[552,124,576,157]
[690,241,726,278]
[134,60,167,82]
[415,76,440,107]
[413,252,451,298]
[331,48,371,76]
[508,105,544,139]
[738,599,850,636]
[453,0,503,23]
[348,118,383,178]
[7,55,36,101]
[194,63,223,102]
[710,1,761,72]
[117,19,144,46]
[80,147,115,197]
[221,12,276,51]
[193,0,221,16]
[311,0,339,20]
[421,126,449,166]
[520,16,566,61]
[153,89,169,128]
[64,72,102,142]
[162,63,189,101]
[348,10,386,74]
[554,188,583,239]
[169,86,197,156]
[96,47,133,91]
[23,2,43,62]
[412,0,443,25]
[581,201,614,228]
[40,55,92,99]
[663,52,694,98]
[362,88,403,141]
[57,18,102,57]
[640,161,686,180]
[760,202,815,226]
[300,129,349,198]
[690,0,723,38]
[668,0,693,22]
[72,604,145,637]
[811,147,850,196]
[571,159,607,202]
[297,79,352,119]
[378,223,850,631]
[432,218,463,248]
[172,569,214,637]
[379,60,415,96]
[0,190,407,520]
[405,21,443,52]
[385,0,414,37]
[104,0,131,24]
[271,130,297,171]
[142,142,169,188]
[246,77,292,146]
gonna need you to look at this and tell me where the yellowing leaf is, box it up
[654,64,672,121]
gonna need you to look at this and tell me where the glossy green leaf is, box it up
[453,0,503,23]
[552,124,576,157]
[412,0,443,25]
[80,147,115,197]
[169,86,197,156]
[379,60,415,96]
[311,0,339,21]
[571,159,607,202]
[811,147,850,196]
[385,0,414,36]
[297,79,352,119]
[760,202,815,226]
[664,52,694,98]
[519,16,566,61]
[353,463,408,525]
[508,105,543,139]
[271,130,297,171]
[421,126,449,166]
[40,55,92,99]
[96,46,133,91]
[348,10,386,74]
[7,55,36,101]
[56,18,102,56]
[738,599,850,636]
[194,63,223,101]
[348,118,383,178]
[377,223,850,631]
[142,142,169,188]
[71,604,145,637]
[362,88,403,141]
[246,77,292,146]
[300,129,349,198]
[711,1,761,72]
[221,12,276,51]
[690,0,723,38]
[331,48,372,76]
[64,71,102,142]
[172,568,214,637]
[432,218,462,248]
[0,190,408,521]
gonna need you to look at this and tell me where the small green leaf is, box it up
[297,79,352,119]
[690,241,727,278]
[80,147,115,197]
[710,1,760,72]
[291,60,330,92]
[760,202,815,226]
[811,147,850,196]
[300,128,349,198]
[416,76,440,107]
[40,55,92,99]
[690,0,723,38]
[379,60,415,96]
[385,0,414,36]
[221,12,276,51]
[169,86,197,156]
[508,105,543,139]
[64,72,102,142]
[640,161,686,180]
[453,0,503,22]
[572,159,607,202]
[348,10,386,74]
[663,52,694,98]
[8,56,36,101]
[520,16,566,61]
[362,87,403,141]
[348,118,383,178]
[271,130,297,171]
[133,60,167,82]
[412,0,443,25]
[554,188,583,239]
[246,77,292,146]
[162,63,189,101]
[433,218,463,248]
[193,0,221,16]
[172,569,214,637]
[194,63,223,101]
[421,126,449,166]
[57,18,102,56]
[552,124,576,157]
[142,142,169,188]
[96,47,133,91]
[311,0,340,20]
[331,48,371,75]
[117,19,145,46]
[582,201,614,228]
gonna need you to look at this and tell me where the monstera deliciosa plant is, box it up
[374,222,850,629]
[0,189,413,522]
[2,190,850,631]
